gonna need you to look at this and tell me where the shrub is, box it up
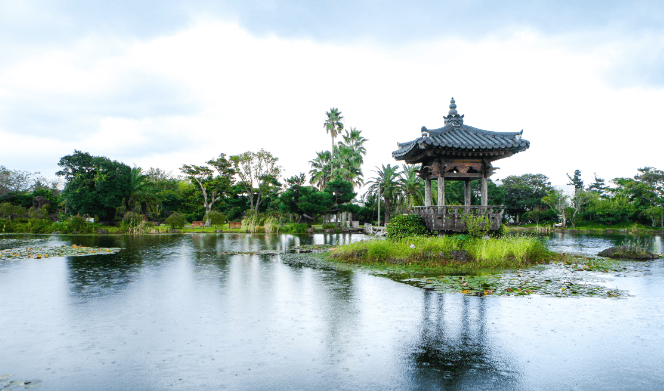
[461,213,491,238]
[386,214,429,240]
[123,211,143,227]
[164,212,186,229]
[28,206,50,220]
[0,218,10,232]
[204,211,227,227]
[69,215,93,233]
[263,215,280,233]
[283,223,308,233]
[49,215,96,234]
[322,223,336,230]
[242,211,261,232]
[0,203,27,220]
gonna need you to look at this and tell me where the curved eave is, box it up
[393,139,530,161]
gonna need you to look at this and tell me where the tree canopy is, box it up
[56,150,131,221]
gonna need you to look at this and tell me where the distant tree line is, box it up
[2,109,663,231]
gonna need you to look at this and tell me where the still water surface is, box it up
[1,233,663,390]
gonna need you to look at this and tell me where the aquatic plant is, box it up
[263,215,281,233]
[330,235,552,272]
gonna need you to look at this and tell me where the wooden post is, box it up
[425,178,432,207]
[464,179,471,206]
[481,176,488,207]
[438,177,445,208]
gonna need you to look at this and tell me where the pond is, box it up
[1,232,663,390]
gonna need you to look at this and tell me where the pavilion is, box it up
[392,98,530,231]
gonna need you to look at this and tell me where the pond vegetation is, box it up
[328,235,552,274]
[0,244,121,260]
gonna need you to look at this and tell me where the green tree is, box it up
[309,150,334,190]
[0,166,37,195]
[125,167,158,214]
[566,169,584,194]
[366,164,401,225]
[634,167,664,227]
[332,127,368,188]
[542,189,569,227]
[278,182,333,225]
[231,149,282,214]
[56,150,131,221]
[569,190,593,227]
[180,154,235,226]
[398,164,423,211]
[587,173,609,198]
[324,107,344,154]
[502,173,553,224]
[584,194,634,225]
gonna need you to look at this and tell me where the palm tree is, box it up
[126,167,160,216]
[332,128,368,188]
[309,150,334,190]
[366,164,401,224]
[324,108,344,154]
[341,127,367,155]
[399,164,423,212]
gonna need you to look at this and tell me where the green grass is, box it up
[328,235,553,275]
[515,222,659,231]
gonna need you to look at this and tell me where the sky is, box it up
[1,0,663,192]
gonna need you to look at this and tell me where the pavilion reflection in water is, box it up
[408,291,519,389]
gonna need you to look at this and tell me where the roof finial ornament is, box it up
[448,97,458,116]
[444,97,464,126]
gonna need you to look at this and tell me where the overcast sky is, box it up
[1,0,663,191]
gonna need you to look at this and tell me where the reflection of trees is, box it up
[67,235,181,298]
[408,291,518,390]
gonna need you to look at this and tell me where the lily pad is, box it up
[0,245,122,260]
[401,260,630,298]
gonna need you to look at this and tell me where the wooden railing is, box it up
[364,224,386,235]
[413,205,504,215]
[412,205,504,232]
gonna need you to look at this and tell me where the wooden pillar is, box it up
[438,177,445,208]
[425,178,432,207]
[481,176,488,206]
[464,179,471,206]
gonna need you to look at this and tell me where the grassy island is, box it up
[327,235,553,275]
[284,234,645,299]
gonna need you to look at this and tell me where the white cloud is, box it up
[1,18,662,191]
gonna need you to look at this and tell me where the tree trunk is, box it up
[384,199,391,225]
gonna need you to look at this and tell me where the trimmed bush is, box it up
[386,214,429,240]
[204,211,227,227]
[164,212,186,229]
[283,223,308,233]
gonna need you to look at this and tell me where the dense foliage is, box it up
[57,151,131,221]
[385,214,429,239]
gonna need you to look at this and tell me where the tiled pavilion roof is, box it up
[392,98,529,161]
